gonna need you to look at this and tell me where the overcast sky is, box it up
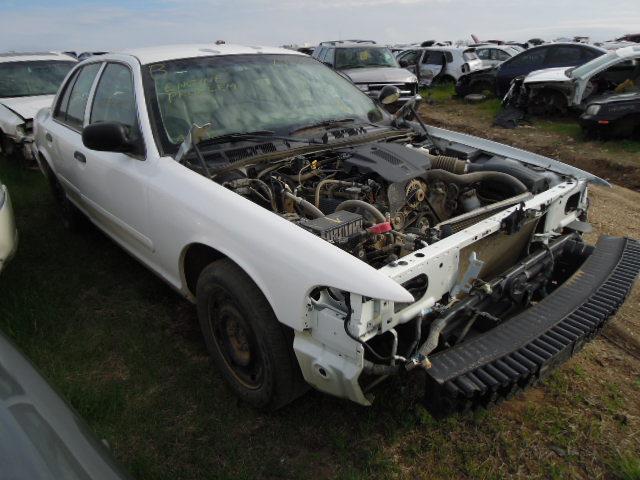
[2,0,639,52]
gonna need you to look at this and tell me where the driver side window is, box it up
[90,63,138,133]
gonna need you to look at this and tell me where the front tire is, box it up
[196,259,307,410]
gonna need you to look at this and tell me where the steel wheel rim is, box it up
[208,287,264,390]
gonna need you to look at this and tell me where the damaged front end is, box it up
[286,133,639,415]
[175,115,638,414]
[0,111,36,161]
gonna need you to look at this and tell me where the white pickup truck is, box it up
[33,44,639,414]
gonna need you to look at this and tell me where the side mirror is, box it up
[82,122,139,153]
[378,85,401,105]
[399,59,409,68]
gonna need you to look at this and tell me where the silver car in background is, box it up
[474,45,521,68]
[396,46,483,85]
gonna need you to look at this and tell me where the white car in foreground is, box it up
[0,52,76,161]
[33,44,639,414]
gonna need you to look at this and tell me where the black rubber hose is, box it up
[428,155,468,174]
[335,199,387,224]
[423,169,528,195]
[284,191,324,218]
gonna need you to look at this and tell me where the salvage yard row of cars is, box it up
[0,40,638,415]
[0,36,639,475]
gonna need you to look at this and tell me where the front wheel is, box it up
[196,259,307,410]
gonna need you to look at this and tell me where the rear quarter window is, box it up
[507,48,546,68]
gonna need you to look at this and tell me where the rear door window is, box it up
[546,46,583,66]
[324,48,335,66]
[507,48,546,68]
[423,51,445,64]
[582,48,602,61]
[55,63,101,129]
[54,69,80,123]
[493,49,511,61]
[398,50,421,65]
[476,48,490,60]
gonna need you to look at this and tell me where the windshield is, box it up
[143,54,385,155]
[335,47,399,69]
[0,61,75,98]
[569,51,616,78]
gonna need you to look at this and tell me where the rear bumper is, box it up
[424,235,640,416]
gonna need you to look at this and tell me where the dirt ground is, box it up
[419,100,640,190]
[417,98,640,478]
[420,97,640,362]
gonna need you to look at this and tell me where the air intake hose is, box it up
[424,169,528,196]
[428,155,468,174]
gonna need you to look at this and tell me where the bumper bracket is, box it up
[424,235,640,416]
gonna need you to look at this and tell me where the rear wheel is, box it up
[434,75,456,86]
[529,89,567,116]
[40,157,86,231]
[470,80,494,96]
[196,259,307,410]
[0,133,17,159]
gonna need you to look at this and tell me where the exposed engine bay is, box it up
[174,126,640,415]
[207,140,562,269]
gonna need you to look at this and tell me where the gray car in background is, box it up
[312,41,418,101]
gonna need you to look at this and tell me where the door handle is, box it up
[74,151,86,163]
[45,132,53,142]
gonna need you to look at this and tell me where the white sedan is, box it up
[0,52,76,161]
[33,44,639,414]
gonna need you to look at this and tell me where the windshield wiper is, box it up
[199,130,321,146]
[288,118,357,135]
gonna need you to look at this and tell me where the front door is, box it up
[74,62,155,258]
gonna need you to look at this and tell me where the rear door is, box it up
[396,50,421,74]
[476,48,495,67]
[45,62,102,204]
[76,62,155,258]
[496,47,547,96]
[419,50,445,84]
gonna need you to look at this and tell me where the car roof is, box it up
[419,46,474,52]
[319,40,377,46]
[0,51,76,63]
[116,43,304,65]
[527,42,606,52]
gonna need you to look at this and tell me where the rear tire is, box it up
[196,259,307,410]
[40,157,86,231]
[0,133,17,159]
